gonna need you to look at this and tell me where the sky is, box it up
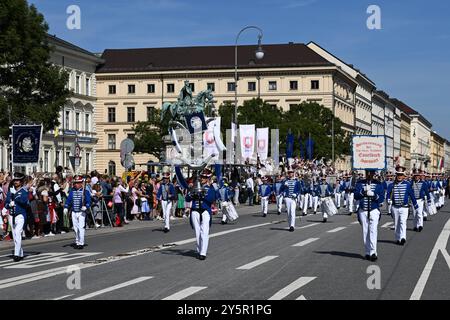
[30,0,450,140]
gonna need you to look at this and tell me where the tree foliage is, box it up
[0,0,70,138]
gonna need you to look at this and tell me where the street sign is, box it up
[352,135,387,171]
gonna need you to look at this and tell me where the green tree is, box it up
[280,102,351,160]
[132,109,170,159]
[217,102,234,137]
[0,0,70,138]
[237,98,284,128]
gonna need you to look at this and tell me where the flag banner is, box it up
[271,129,279,167]
[185,112,207,134]
[299,135,305,159]
[256,128,269,161]
[231,122,237,143]
[226,129,234,164]
[286,133,294,159]
[352,135,387,171]
[203,117,220,161]
[12,124,43,165]
[239,124,255,161]
[306,136,314,160]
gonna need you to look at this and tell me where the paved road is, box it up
[0,201,449,300]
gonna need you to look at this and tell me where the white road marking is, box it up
[73,277,153,300]
[410,217,450,300]
[292,238,320,247]
[0,219,289,289]
[351,221,360,225]
[236,256,278,270]
[327,227,346,233]
[52,294,74,300]
[162,286,207,300]
[381,222,394,228]
[4,252,101,269]
[296,295,307,300]
[299,223,320,229]
[0,253,68,268]
[268,277,316,300]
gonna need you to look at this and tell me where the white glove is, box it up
[387,199,392,204]
[366,190,375,197]
[1,208,8,216]
[9,201,15,207]
[63,208,68,214]
[81,206,87,212]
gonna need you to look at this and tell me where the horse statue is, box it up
[161,88,214,123]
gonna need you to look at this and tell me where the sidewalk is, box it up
[0,202,266,250]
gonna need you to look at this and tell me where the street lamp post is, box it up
[234,26,264,164]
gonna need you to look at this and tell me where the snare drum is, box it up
[222,201,239,222]
[322,197,338,216]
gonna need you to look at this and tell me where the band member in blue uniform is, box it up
[354,169,385,261]
[282,168,301,232]
[64,175,91,249]
[184,168,218,260]
[316,176,334,223]
[411,171,431,232]
[218,177,232,225]
[259,176,272,217]
[156,172,176,233]
[387,166,418,245]
[5,173,29,262]
[274,175,285,215]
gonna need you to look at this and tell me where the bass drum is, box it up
[222,201,239,222]
[322,197,338,216]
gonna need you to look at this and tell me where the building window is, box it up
[248,82,256,92]
[207,83,215,92]
[147,106,155,122]
[108,134,116,150]
[128,84,135,94]
[109,85,116,94]
[167,83,175,93]
[227,82,236,92]
[86,78,90,96]
[44,150,49,172]
[75,113,80,131]
[85,114,90,132]
[189,83,195,92]
[76,75,80,94]
[268,81,277,91]
[85,153,90,172]
[311,80,320,90]
[108,108,116,123]
[65,111,70,129]
[290,81,298,90]
[147,84,155,93]
[108,161,116,176]
[56,151,60,166]
[127,107,135,123]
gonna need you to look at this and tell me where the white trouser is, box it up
[8,215,24,257]
[276,195,284,213]
[221,201,229,222]
[357,209,380,256]
[303,194,311,214]
[341,191,346,207]
[348,192,355,212]
[161,200,172,230]
[439,190,445,207]
[261,196,269,215]
[392,206,409,241]
[412,199,425,228]
[387,200,393,215]
[313,196,319,212]
[284,197,297,228]
[234,189,239,205]
[335,193,341,208]
[72,211,86,246]
[191,210,210,256]
[297,194,302,208]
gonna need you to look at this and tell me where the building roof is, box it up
[47,34,102,61]
[96,43,334,73]
[391,98,418,115]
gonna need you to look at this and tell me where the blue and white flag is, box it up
[12,124,43,164]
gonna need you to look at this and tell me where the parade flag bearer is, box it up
[387,165,418,245]
[5,173,29,262]
[282,168,300,232]
[64,175,91,249]
[259,176,272,217]
[354,169,384,261]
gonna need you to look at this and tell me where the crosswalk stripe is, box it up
[162,286,207,300]
[237,256,278,270]
[327,227,346,233]
[268,277,316,300]
[73,277,153,300]
[292,238,320,247]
